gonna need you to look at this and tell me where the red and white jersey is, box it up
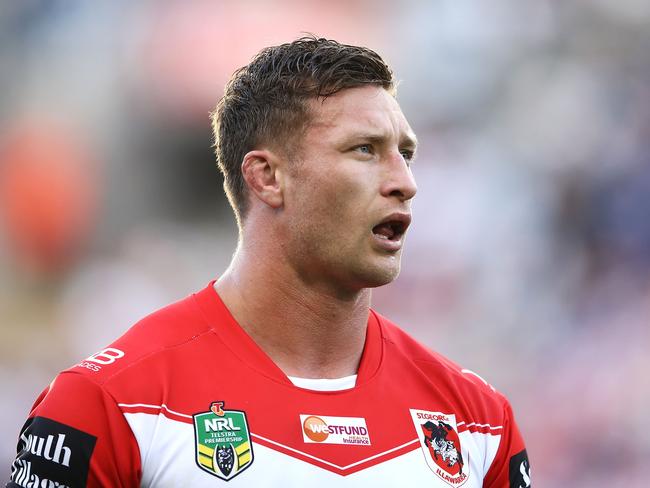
[7,282,531,488]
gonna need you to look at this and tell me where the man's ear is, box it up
[241,149,284,209]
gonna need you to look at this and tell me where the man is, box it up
[7,37,531,487]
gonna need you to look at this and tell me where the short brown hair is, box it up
[210,36,394,225]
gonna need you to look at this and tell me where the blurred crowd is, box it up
[1,1,648,486]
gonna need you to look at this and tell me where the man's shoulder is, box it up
[375,311,510,409]
[62,288,214,387]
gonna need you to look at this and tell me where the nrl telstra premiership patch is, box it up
[193,402,254,481]
[300,414,371,445]
[410,409,469,487]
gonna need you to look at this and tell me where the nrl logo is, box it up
[410,409,469,487]
[193,401,254,481]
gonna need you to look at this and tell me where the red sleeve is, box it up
[7,372,141,488]
[483,399,531,488]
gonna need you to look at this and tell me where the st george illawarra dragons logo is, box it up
[410,409,469,487]
[193,402,254,481]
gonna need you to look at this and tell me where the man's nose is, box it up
[381,152,417,201]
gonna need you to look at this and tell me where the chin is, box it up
[355,261,401,289]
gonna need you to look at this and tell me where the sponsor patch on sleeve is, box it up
[8,416,97,488]
[509,449,531,488]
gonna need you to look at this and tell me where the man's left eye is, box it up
[400,150,415,162]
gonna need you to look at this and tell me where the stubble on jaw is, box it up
[283,213,404,297]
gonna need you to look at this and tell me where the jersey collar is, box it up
[192,280,384,388]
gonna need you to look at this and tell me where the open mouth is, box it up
[372,214,411,242]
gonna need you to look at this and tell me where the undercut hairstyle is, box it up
[210,36,395,226]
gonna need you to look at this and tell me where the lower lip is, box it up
[372,233,403,252]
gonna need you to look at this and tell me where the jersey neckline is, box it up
[192,280,384,390]
[287,374,357,391]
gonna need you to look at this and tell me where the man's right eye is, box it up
[355,144,372,154]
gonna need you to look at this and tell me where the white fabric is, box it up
[123,411,498,487]
[287,375,357,391]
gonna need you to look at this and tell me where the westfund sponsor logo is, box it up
[509,449,531,488]
[300,415,371,445]
[8,417,96,488]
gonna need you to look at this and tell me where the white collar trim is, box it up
[287,374,357,391]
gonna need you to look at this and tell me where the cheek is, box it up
[296,177,344,219]
[288,165,373,239]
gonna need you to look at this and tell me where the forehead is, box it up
[304,86,416,144]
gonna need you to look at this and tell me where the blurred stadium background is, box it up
[1,1,649,485]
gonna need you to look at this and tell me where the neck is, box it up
[215,235,371,379]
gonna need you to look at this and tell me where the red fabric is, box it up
[25,373,141,487]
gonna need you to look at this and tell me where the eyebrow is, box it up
[348,132,418,150]
[401,134,418,150]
